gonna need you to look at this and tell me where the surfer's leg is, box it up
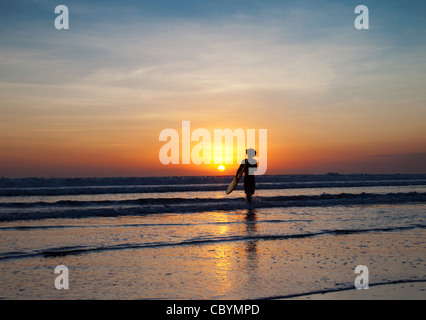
[244,178,255,203]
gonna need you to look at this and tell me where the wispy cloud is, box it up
[1,0,426,176]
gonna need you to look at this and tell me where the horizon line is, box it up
[2,172,426,180]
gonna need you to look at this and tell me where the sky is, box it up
[0,0,425,178]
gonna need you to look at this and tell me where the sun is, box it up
[218,165,225,171]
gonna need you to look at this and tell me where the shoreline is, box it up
[273,280,426,300]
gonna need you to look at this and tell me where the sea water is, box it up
[0,174,425,299]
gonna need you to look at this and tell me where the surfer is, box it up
[236,148,258,203]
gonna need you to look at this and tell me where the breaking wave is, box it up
[0,191,424,222]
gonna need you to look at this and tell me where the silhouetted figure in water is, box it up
[236,148,258,203]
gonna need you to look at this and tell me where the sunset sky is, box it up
[1,0,425,178]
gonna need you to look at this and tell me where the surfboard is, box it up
[226,163,246,195]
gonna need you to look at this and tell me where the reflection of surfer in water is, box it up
[236,148,258,203]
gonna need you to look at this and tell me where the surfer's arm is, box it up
[236,161,245,177]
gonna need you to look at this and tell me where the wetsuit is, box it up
[236,159,257,202]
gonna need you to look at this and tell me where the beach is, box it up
[0,174,425,299]
[284,282,426,300]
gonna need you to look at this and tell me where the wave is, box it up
[0,192,424,221]
[0,218,311,231]
[1,174,425,196]
[0,224,424,261]
[258,279,426,300]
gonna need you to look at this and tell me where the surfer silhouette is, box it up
[236,148,258,203]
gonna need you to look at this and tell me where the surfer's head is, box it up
[246,148,256,158]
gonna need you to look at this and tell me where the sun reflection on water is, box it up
[204,209,260,297]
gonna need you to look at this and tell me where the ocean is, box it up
[0,174,425,299]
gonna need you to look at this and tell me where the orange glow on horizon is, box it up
[1,116,425,177]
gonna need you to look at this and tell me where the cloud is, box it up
[3,0,425,127]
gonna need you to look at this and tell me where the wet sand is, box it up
[1,226,424,299]
[282,281,426,300]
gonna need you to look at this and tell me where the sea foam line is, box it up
[0,192,424,222]
[257,279,426,300]
[0,224,424,261]
[1,180,425,196]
